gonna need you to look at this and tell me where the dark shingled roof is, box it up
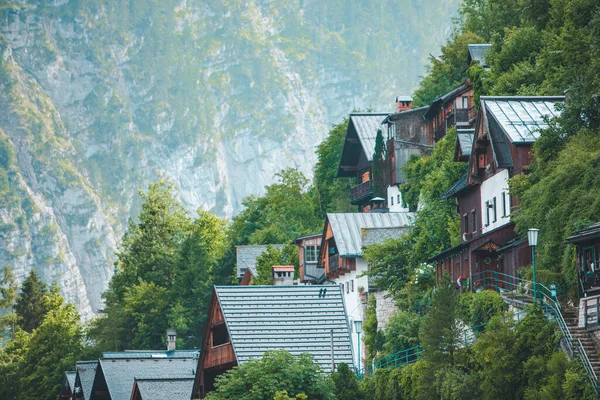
[361,227,408,247]
[441,173,469,199]
[133,377,194,400]
[565,222,600,244]
[75,361,97,400]
[97,357,198,400]
[468,44,492,67]
[215,285,354,372]
[236,245,284,278]
[424,83,472,120]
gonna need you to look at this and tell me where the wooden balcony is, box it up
[204,343,235,369]
[454,106,476,126]
[329,255,339,273]
[327,256,356,278]
[350,180,373,205]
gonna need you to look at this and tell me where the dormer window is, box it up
[305,246,320,263]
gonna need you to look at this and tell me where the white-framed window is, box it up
[305,245,320,263]
[351,280,354,292]
[390,197,394,206]
[492,197,497,222]
[346,282,349,294]
[397,194,401,204]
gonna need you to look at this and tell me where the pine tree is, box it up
[331,362,365,400]
[14,270,48,333]
[372,129,388,198]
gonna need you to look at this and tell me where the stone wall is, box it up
[374,290,397,331]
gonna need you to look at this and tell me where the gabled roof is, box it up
[468,44,492,67]
[292,233,322,244]
[132,377,194,400]
[327,212,413,257]
[381,106,428,125]
[482,96,563,143]
[60,371,76,398]
[214,285,354,372]
[236,245,284,278]
[424,83,472,120]
[66,371,76,391]
[75,360,97,400]
[350,113,390,162]
[95,357,198,400]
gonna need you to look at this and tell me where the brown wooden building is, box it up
[192,286,354,398]
[566,222,600,299]
[59,371,76,400]
[423,83,476,143]
[430,96,564,287]
[293,233,324,283]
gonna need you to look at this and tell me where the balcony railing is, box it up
[434,124,446,142]
[455,106,476,125]
[350,180,373,204]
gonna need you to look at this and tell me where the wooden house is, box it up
[430,96,564,288]
[293,233,323,283]
[59,371,77,400]
[337,112,390,211]
[192,285,354,399]
[73,361,97,400]
[88,351,198,400]
[423,83,476,143]
[318,211,412,364]
[566,223,600,299]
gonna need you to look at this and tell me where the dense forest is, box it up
[2,0,600,398]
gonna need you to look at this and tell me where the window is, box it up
[391,197,394,206]
[463,214,468,234]
[472,209,477,232]
[305,246,320,263]
[346,282,349,294]
[397,194,401,204]
[462,96,468,109]
[351,280,354,292]
[492,197,497,222]
[584,247,596,274]
[485,201,490,227]
[212,324,230,347]
[501,192,506,217]
[341,283,344,294]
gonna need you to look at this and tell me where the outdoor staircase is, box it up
[563,308,600,381]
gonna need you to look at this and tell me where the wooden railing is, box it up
[329,255,339,272]
[204,343,235,369]
[350,180,373,204]
[454,106,476,125]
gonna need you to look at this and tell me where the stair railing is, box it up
[577,338,599,395]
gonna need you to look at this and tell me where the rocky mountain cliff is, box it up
[0,0,458,319]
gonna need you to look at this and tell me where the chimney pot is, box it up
[166,329,176,351]
[396,96,413,112]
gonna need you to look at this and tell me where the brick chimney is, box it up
[396,96,413,112]
[166,329,176,351]
[272,266,295,286]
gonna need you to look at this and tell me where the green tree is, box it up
[17,285,84,400]
[253,244,299,286]
[0,266,18,340]
[371,129,387,198]
[467,290,507,327]
[14,270,48,333]
[420,275,460,367]
[313,119,354,214]
[331,363,364,400]
[205,350,335,400]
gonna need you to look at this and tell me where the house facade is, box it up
[423,83,476,143]
[318,211,413,366]
[293,233,324,283]
[192,285,354,398]
[430,96,564,288]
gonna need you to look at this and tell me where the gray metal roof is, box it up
[468,44,492,66]
[457,130,474,157]
[215,285,354,372]
[482,96,563,143]
[75,361,97,400]
[133,378,194,400]
[349,113,389,161]
[362,227,408,247]
[102,350,199,359]
[66,371,76,390]
[327,212,414,257]
[97,357,198,400]
[236,245,284,278]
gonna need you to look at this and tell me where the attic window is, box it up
[212,324,230,347]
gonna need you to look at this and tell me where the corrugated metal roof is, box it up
[133,378,194,400]
[215,285,354,372]
[468,44,492,66]
[482,96,564,143]
[327,212,414,257]
[98,357,198,400]
[350,113,389,161]
[457,130,474,157]
[75,361,97,400]
[236,245,284,278]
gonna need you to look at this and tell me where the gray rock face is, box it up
[0,0,457,318]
